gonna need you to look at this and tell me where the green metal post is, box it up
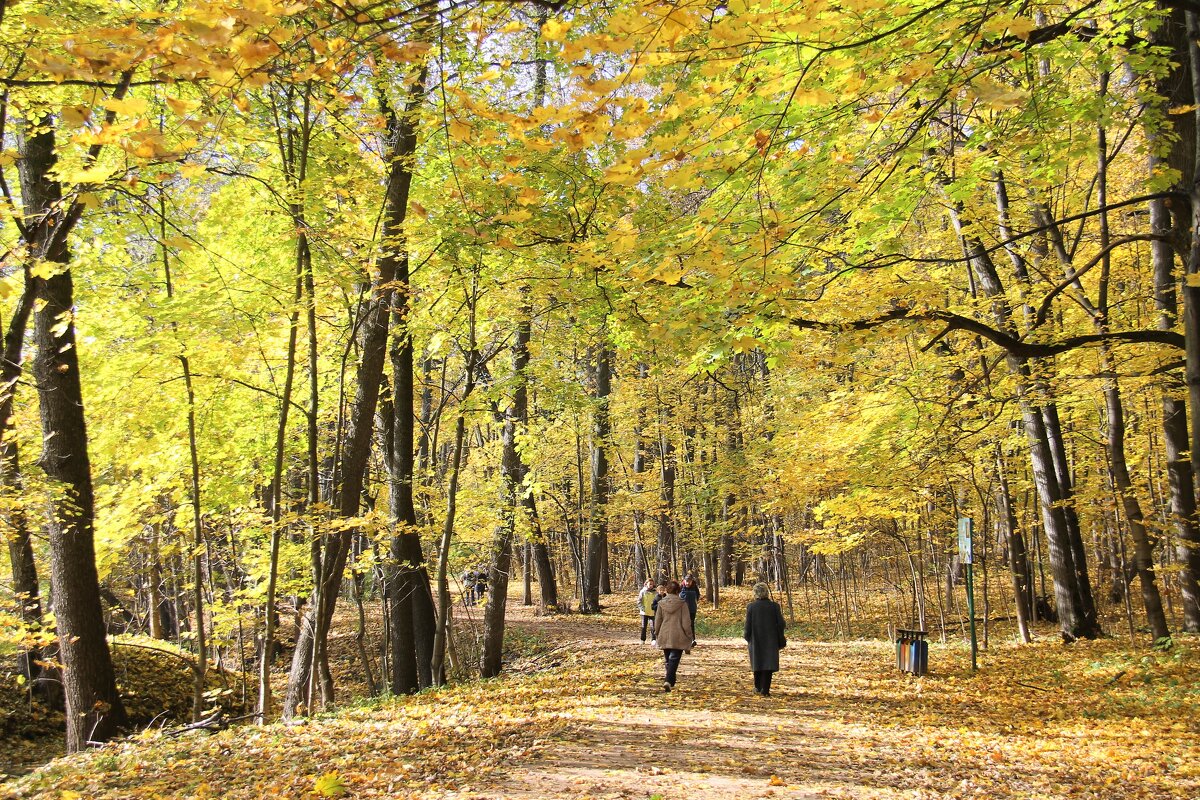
[966,561,977,673]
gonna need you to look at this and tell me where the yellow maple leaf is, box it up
[104,96,149,116]
[516,186,542,205]
[166,96,200,115]
[541,19,571,41]
[61,105,92,126]
[497,210,531,223]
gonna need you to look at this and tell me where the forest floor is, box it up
[4,596,1200,799]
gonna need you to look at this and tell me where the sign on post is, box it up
[957,516,973,564]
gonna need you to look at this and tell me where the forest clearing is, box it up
[7,0,1200,797]
[4,596,1200,799]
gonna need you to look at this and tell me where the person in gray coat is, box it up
[743,582,786,696]
[653,580,694,692]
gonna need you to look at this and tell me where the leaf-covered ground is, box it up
[4,600,1199,799]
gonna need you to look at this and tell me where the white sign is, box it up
[957,517,973,564]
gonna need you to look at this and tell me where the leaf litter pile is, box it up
[3,598,1198,800]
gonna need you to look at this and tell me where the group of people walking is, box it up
[461,567,488,606]
[637,575,786,695]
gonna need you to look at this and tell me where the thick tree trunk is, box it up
[525,496,558,611]
[1182,12,1200,578]
[1149,5,1200,631]
[386,293,436,693]
[20,121,128,750]
[380,66,437,695]
[1040,405,1100,634]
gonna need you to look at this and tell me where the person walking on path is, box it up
[678,572,701,646]
[474,567,488,605]
[653,580,694,692]
[650,583,666,645]
[462,569,478,606]
[637,579,657,643]
[744,582,786,697]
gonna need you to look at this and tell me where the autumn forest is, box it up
[2,1,1200,798]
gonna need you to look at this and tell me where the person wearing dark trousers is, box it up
[653,580,694,692]
[474,567,488,605]
[462,570,477,605]
[678,573,701,646]
[637,579,656,643]
[744,582,786,697]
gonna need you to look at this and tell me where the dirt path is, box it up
[427,609,1199,800]
[485,641,867,799]
[438,611,925,800]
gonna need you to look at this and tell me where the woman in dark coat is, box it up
[743,582,786,696]
[678,573,701,646]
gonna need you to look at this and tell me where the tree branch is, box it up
[789,305,1184,358]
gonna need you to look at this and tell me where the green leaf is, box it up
[314,771,348,798]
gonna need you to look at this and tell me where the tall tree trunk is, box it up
[1,280,43,684]
[1152,4,1200,631]
[525,493,558,611]
[261,84,311,720]
[1182,11,1200,554]
[481,289,532,677]
[1103,379,1170,641]
[380,67,437,695]
[158,185,209,721]
[581,344,611,613]
[430,333,478,684]
[258,234,302,719]
[386,272,436,692]
[284,64,428,715]
[631,363,649,588]
[656,426,676,582]
[181,364,208,719]
[1039,404,1100,634]
[950,206,1097,639]
[20,119,128,750]
[523,542,533,606]
[1090,87,1170,641]
[995,447,1032,642]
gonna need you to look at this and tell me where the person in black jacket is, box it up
[678,573,701,646]
[743,582,786,696]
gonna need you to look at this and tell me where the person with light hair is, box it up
[636,579,657,643]
[743,582,786,697]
